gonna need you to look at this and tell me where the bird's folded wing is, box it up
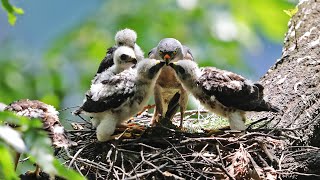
[96,46,117,74]
[182,45,194,61]
[147,47,157,58]
[198,67,263,109]
[82,70,136,113]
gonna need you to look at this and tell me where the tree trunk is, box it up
[250,0,320,177]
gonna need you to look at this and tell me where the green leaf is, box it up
[283,7,298,17]
[0,111,43,130]
[0,125,26,153]
[53,160,86,180]
[7,11,16,25]
[0,112,57,175]
[0,142,19,180]
[13,6,24,14]
[1,0,24,25]
[24,128,57,175]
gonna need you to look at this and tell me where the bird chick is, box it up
[149,38,194,128]
[84,46,137,128]
[75,59,166,142]
[92,46,137,84]
[96,28,144,75]
[169,60,279,130]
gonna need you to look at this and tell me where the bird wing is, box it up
[147,47,157,58]
[182,45,194,61]
[96,46,117,74]
[198,67,264,111]
[81,69,136,113]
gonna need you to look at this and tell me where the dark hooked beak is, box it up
[156,60,166,69]
[149,60,166,75]
[131,58,137,64]
[168,62,184,74]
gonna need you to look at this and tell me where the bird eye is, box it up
[120,54,128,60]
[159,51,163,56]
[173,50,177,55]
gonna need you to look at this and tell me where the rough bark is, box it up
[249,0,320,177]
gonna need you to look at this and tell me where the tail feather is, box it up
[165,92,180,120]
[254,101,280,113]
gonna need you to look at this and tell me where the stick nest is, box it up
[57,110,320,180]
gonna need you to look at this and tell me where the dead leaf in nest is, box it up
[227,144,250,179]
[162,171,184,180]
[71,123,84,130]
[264,167,277,180]
[265,137,284,150]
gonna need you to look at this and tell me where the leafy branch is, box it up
[1,0,24,25]
[0,112,85,180]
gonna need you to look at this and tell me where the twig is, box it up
[279,131,300,140]
[68,142,93,168]
[58,106,80,112]
[175,109,209,116]
[201,155,235,180]
[246,149,264,179]
[76,158,109,171]
[191,143,208,162]
[76,114,91,125]
[138,143,160,150]
[246,117,269,130]
[126,163,168,180]
[215,144,225,167]
[278,152,285,171]
[279,116,318,131]
[277,171,320,177]
[163,138,211,179]
[73,162,84,176]
[257,153,269,167]
[67,129,95,133]
[19,157,30,163]
[287,146,320,150]
[259,142,279,164]
[238,132,283,140]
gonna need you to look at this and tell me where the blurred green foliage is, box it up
[0,112,85,179]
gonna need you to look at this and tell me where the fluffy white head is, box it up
[115,28,137,48]
[170,60,200,82]
[136,59,166,81]
[113,46,137,70]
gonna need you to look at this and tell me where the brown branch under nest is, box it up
[54,110,320,179]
